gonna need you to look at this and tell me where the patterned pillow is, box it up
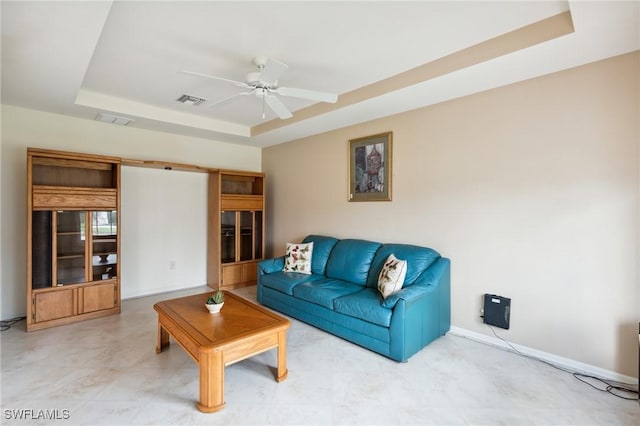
[377,254,407,298]
[283,242,314,274]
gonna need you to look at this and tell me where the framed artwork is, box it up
[348,131,392,202]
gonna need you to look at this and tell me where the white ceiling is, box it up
[2,1,638,148]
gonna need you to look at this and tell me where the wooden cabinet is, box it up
[33,289,75,323]
[27,148,121,331]
[208,171,265,290]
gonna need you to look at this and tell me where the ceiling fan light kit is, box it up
[182,56,338,120]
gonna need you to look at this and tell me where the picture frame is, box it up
[348,131,392,202]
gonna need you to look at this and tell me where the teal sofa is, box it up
[257,235,451,362]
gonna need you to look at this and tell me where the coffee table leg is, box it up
[156,322,170,353]
[196,350,225,413]
[276,330,288,382]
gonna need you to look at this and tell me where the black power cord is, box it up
[0,316,26,332]
[486,325,638,401]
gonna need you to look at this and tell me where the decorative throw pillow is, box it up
[283,242,314,274]
[377,254,407,299]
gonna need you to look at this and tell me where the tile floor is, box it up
[1,286,638,425]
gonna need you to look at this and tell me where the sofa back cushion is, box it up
[366,244,440,288]
[302,235,339,275]
[326,239,381,286]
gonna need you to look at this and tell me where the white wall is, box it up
[262,52,640,377]
[120,167,208,298]
[0,105,261,318]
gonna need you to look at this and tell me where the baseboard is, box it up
[121,284,209,301]
[448,326,638,387]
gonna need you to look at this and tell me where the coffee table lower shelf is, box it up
[154,291,290,412]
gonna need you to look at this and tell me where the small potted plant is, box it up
[205,290,225,314]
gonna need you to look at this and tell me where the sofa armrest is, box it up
[382,283,432,308]
[258,257,285,275]
[382,257,449,308]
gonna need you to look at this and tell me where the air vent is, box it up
[176,94,207,106]
[95,113,134,126]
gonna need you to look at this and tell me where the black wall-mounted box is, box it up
[483,294,511,330]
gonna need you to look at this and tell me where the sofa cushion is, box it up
[367,244,440,288]
[378,254,407,298]
[302,235,339,275]
[260,271,324,295]
[326,239,381,286]
[283,242,313,274]
[261,287,391,344]
[334,288,393,327]
[292,278,363,310]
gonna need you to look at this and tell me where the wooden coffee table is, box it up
[153,291,290,412]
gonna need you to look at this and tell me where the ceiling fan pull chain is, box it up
[262,89,266,119]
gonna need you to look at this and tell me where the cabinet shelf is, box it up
[220,172,264,196]
[57,254,85,259]
[31,151,118,189]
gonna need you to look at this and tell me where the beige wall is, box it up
[0,105,261,318]
[263,52,640,377]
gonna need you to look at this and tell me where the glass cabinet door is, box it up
[220,211,263,264]
[221,211,236,263]
[91,210,118,281]
[55,211,87,285]
[254,211,263,260]
[239,211,253,261]
[32,211,52,289]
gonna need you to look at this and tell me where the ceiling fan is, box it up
[182,56,338,120]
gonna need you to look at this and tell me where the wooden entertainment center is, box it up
[26,148,265,331]
[207,170,265,291]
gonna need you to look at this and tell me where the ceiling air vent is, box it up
[176,94,207,106]
[95,113,134,126]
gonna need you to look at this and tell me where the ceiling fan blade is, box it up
[207,91,252,108]
[276,86,338,103]
[181,70,250,89]
[264,94,293,119]
[259,58,288,86]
